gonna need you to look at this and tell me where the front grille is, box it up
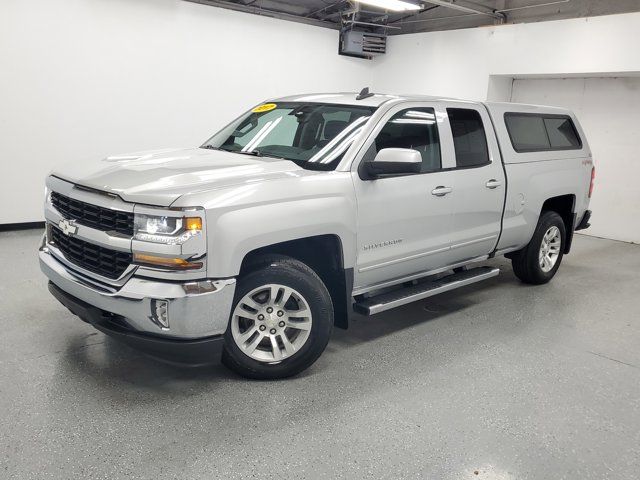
[50,226,132,279]
[51,191,134,236]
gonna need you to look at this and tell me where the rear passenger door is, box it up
[444,106,506,263]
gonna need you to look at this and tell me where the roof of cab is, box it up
[272,92,480,108]
[270,92,577,118]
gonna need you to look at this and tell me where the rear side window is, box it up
[544,117,582,148]
[505,113,582,152]
[504,115,549,151]
[447,108,490,168]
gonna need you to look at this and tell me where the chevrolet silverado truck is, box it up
[40,90,594,379]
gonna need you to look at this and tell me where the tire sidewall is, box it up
[222,261,333,379]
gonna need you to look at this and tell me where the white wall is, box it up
[0,0,373,223]
[4,2,640,239]
[373,13,640,100]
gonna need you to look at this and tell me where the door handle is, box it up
[431,186,453,197]
[485,179,502,189]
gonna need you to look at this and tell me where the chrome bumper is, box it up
[39,246,236,339]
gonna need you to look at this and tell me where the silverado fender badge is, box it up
[58,218,78,237]
[363,239,403,251]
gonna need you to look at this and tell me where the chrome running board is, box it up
[353,267,500,315]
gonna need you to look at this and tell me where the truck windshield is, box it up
[201,102,376,170]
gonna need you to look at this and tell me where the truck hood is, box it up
[51,147,310,206]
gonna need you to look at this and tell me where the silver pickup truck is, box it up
[40,90,594,379]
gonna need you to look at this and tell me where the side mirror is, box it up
[365,148,422,178]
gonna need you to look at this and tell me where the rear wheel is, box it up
[222,256,333,379]
[511,211,566,285]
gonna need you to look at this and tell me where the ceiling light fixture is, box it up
[356,0,421,12]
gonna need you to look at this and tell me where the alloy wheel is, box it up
[539,226,562,273]
[231,284,313,363]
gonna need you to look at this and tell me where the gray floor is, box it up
[1,230,639,480]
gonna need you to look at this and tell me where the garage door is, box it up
[511,77,640,244]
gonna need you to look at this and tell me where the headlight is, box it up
[134,214,203,245]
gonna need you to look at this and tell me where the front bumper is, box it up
[40,246,236,363]
[48,282,225,365]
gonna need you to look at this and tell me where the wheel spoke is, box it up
[288,307,311,319]
[286,319,312,331]
[269,285,280,304]
[280,334,296,356]
[244,332,264,355]
[238,305,259,320]
[270,335,283,361]
[237,325,258,344]
[275,286,294,307]
[241,296,263,312]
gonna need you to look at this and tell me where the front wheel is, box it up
[511,211,566,285]
[222,256,333,379]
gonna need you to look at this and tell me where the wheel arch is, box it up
[239,235,353,329]
[540,194,576,253]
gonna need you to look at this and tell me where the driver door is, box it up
[352,102,456,291]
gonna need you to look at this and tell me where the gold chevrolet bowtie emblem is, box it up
[58,218,78,236]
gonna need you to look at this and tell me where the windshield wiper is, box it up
[200,146,285,160]
[201,145,261,156]
[243,150,288,161]
[233,149,263,157]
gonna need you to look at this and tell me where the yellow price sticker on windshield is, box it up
[252,103,277,113]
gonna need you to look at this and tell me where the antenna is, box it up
[356,87,375,100]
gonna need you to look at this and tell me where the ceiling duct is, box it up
[339,3,401,59]
[340,29,387,57]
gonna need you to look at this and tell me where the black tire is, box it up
[222,255,333,380]
[511,211,566,285]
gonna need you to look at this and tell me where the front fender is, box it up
[170,171,358,278]
[206,195,357,277]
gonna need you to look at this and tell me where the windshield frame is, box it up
[201,102,378,171]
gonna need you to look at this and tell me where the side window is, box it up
[447,108,490,168]
[505,113,582,152]
[374,108,441,173]
[504,114,550,151]
[544,117,581,149]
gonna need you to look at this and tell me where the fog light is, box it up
[150,299,170,330]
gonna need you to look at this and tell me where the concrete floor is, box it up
[0,230,639,479]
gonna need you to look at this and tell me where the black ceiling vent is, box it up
[339,28,387,59]
[338,5,396,59]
